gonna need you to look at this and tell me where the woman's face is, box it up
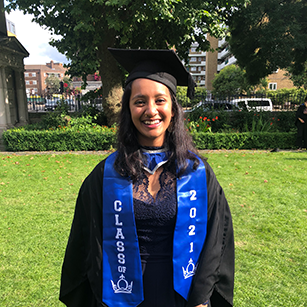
[129,78,173,147]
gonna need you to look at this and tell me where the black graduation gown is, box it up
[295,104,307,148]
[59,158,235,307]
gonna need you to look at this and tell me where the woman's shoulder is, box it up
[195,153,220,183]
[81,157,107,189]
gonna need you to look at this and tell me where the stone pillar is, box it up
[0,66,10,131]
[14,69,28,124]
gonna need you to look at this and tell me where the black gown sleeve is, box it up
[187,160,235,307]
[59,160,106,307]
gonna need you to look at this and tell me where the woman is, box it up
[295,96,307,149]
[59,49,234,307]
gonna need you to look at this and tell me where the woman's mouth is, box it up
[143,119,161,126]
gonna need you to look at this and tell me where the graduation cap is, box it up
[108,48,196,99]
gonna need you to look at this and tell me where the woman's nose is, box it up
[144,101,158,117]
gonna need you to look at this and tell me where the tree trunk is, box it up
[97,35,124,126]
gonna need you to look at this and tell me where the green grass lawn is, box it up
[1,150,306,306]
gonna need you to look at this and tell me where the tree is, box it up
[45,74,60,95]
[286,64,307,90]
[211,65,250,98]
[6,0,246,125]
[62,76,72,88]
[227,0,307,85]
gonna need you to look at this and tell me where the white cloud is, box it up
[6,10,69,65]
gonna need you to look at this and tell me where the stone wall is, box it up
[0,39,29,143]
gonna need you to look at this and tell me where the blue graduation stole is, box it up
[102,152,207,306]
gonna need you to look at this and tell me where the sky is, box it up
[6,10,69,65]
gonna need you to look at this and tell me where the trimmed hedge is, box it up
[2,129,296,151]
[192,131,296,150]
[2,129,116,151]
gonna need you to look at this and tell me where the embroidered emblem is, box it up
[111,274,133,294]
[182,258,197,279]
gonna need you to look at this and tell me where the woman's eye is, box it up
[135,100,145,105]
[156,99,165,104]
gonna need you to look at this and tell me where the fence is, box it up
[28,92,305,113]
[178,92,306,111]
[27,95,103,112]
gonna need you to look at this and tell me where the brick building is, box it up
[188,37,294,92]
[72,74,102,94]
[24,61,67,96]
[267,69,294,90]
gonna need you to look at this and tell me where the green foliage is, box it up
[228,0,307,84]
[192,131,296,150]
[55,98,70,114]
[212,65,268,98]
[40,112,68,130]
[265,88,307,106]
[185,115,219,133]
[286,63,307,90]
[62,76,72,87]
[78,105,108,126]
[177,86,207,108]
[232,111,296,133]
[5,0,246,100]
[2,128,117,151]
[3,127,296,151]
[2,110,117,151]
[212,65,250,97]
[244,115,272,133]
[185,110,296,133]
[45,74,60,95]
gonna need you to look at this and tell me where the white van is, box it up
[231,98,273,112]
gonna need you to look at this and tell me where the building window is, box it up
[191,67,197,72]
[33,88,38,92]
[191,57,197,62]
[33,80,37,85]
[31,72,36,77]
[198,67,202,72]
[25,81,30,85]
[25,73,29,77]
[191,48,196,52]
[269,83,277,90]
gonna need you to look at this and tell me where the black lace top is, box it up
[133,164,177,257]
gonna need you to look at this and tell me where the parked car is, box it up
[44,98,75,111]
[45,98,60,111]
[184,100,239,113]
[27,97,46,104]
[230,98,273,112]
[203,101,239,111]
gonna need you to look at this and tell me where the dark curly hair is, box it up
[114,81,200,181]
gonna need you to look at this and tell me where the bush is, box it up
[2,128,116,151]
[264,88,307,107]
[3,128,296,151]
[192,132,296,150]
[177,86,207,108]
[185,110,296,133]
